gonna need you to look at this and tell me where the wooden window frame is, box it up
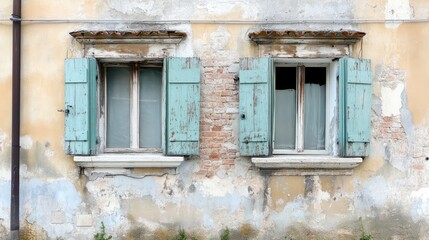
[273,61,331,155]
[99,61,164,154]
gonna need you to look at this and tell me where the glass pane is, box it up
[139,67,162,148]
[304,67,326,150]
[274,67,296,150]
[106,67,131,148]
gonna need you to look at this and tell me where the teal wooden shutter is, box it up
[64,58,97,155]
[339,58,372,157]
[165,58,200,155]
[239,58,273,156]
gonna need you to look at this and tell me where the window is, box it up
[239,57,372,159]
[103,64,163,152]
[274,64,328,154]
[64,57,201,159]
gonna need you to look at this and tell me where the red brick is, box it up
[222,160,235,165]
[211,125,222,131]
[412,163,425,170]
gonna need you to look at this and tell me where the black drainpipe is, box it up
[10,0,21,238]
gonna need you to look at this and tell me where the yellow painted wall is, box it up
[0,0,429,239]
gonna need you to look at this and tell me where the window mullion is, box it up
[297,66,305,152]
[130,64,139,148]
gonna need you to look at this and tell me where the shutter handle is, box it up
[241,114,246,120]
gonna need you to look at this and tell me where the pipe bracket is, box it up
[10,16,21,22]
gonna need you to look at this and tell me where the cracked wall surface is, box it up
[1,0,429,239]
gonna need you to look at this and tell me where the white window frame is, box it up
[99,61,165,154]
[253,58,363,173]
[272,58,336,156]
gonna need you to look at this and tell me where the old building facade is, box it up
[1,0,429,239]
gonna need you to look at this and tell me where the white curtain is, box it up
[106,67,131,148]
[274,89,296,149]
[304,83,325,150]
[139,68,162,148]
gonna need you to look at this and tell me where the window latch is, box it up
[57,109,69,114]
[58,105,72,115]
[234,75,240,82]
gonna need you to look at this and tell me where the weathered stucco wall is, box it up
[1,0,429,239]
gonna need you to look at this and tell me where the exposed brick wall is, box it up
[198,60,240,177]
[371,66,429,175]
[375,116,407,141]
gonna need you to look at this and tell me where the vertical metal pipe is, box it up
[10,0,21,238]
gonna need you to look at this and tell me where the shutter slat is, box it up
[339,58,372,157]
[166,58,201,155]
[64,58,97,155]
[239,58,272,156]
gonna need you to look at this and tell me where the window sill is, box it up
[74,153,184,168]
[251,156,362,175]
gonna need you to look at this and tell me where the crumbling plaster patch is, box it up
[258,0,353,23]
[411,188,429,223]
[81,160,267,236]
[371,64,417,172]
[353,176,387,215]
[209,26,231,51]
[267,176,352,236]
[106,0,156,16]
[381,82,404,116]
[20,135,33,150]
[385,0,413,28]
[95,0,162,19]
[0,181,10,230]
[271,195,307,229]
[0,130,8,153]
[0,177,83,239]
[193,25,240,61]
[194,2,257,20]
[400,88,415,147]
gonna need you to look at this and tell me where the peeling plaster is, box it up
[0,178,81,238]
[44,148,54,158]
[385,0,413,28]
[200,176,235,197]
[0,180,10,228]
[400,88,415,148]
[194,2,257,20]
[106,0,158,17]
[411,188,429,223]
[381,83,404,117]
[271,196,307,229]
[0,130,7,152]
[209,27,231,51]
[20,135,33,150]
[353,176,388,214]
[24,179,81,238]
